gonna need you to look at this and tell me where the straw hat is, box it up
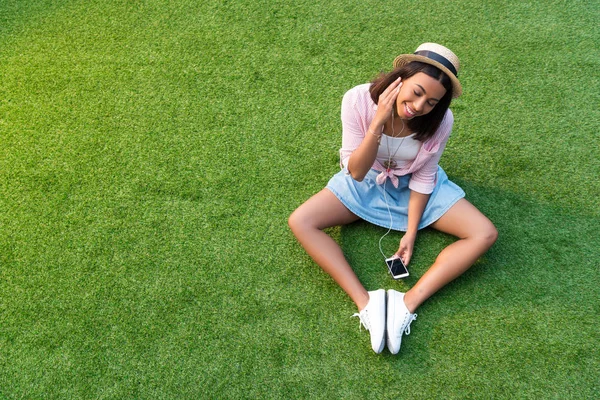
[393,43,462,98]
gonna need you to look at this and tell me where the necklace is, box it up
[383,112,406,171]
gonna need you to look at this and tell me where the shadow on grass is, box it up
[340,178,598,306]
[337,178,598,394]
[0,0,65,38]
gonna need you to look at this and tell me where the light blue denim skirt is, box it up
[326,166,464,231]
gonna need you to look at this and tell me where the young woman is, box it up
[288,43,498,354]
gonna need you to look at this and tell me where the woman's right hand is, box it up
[347,77,402,181]
[372,78,402,129]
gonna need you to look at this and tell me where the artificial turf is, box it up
[0,0,598,398]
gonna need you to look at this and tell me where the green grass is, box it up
[1,0,598,398]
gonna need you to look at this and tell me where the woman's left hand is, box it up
[396,232,416,265]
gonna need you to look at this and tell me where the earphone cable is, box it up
[378,177,394,260]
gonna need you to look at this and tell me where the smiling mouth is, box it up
[404,104,417,118]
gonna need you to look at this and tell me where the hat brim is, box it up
[393,54,462,98]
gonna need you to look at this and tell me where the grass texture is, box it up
[0,0,598,398]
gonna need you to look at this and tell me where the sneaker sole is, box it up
[386,290,401,355]
[373,290,386,354]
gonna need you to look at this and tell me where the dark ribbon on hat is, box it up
[414,50,458,77]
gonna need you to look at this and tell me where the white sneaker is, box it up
[386,290,417,355]
[352,289,386,353]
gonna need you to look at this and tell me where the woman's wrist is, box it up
[367,128,382,139]
[367,125,383,144]
[403,229,417,240]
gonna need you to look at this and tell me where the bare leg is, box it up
[288,189,370,310]
[403,199,498,313]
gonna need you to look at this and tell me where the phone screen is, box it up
[386,257,409,279]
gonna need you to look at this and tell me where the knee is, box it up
[289,205,324,239]
[288,209,299,232]
[288,208,307,236]
[479,222,498,248]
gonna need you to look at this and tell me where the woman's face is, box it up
[395,72,447,120]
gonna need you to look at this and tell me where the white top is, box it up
[340,83,454,193]
[376,133,422,169]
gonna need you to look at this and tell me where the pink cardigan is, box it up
[339,83,454,194]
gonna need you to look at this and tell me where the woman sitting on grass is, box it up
[288,43,497,354]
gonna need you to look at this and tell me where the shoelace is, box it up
[351,310,371,331]
[404,313,418,335]
[353,310,417,334]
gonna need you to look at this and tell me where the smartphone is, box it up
[386,256,409,279]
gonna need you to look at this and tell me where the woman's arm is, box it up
[398,112,453,262]
[346,125,383,181]
[346,78,402,181]
[396,190,430,265]
[408,110,454,193]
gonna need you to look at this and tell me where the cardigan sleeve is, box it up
[339,85,371,168]
[408,109,454,194]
